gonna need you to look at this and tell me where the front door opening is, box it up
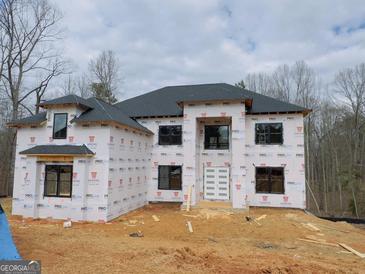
[204,167,229,200]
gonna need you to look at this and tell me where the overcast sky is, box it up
[54,0,365,100]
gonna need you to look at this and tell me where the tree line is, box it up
[235,61,365,218]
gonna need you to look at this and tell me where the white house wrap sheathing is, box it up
[107,126,151,221]
[12,106,152,222]
[181,102,247,208]
[12,101,306,222]
[245,114,306,209]
[138,118,184,202]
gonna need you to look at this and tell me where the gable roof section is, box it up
[114,83,308,117]
[242,89,308,114]
[7,112,47,127]
[19,144,94,156]
[38,94,94,109]
[114,83,248,117]
[70,97,153,134]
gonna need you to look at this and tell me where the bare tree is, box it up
[244,72,274,96]
[76,73,91,98]
[334,63,365,217]
[88,50,120,103]
[0,0,65,195]
[272,64,292,102]
[0,0,65,119]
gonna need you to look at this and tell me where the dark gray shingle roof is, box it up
[71,97,153,134]
[19,145,94,156]
[7,112,47,127]
[115,83,308,117]
[38,94,94,109]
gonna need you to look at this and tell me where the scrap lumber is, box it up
[306,223,321,231]
[302,222,321,232]
[187,221,193,233]
[339,243,365,258]
[253,219,262,226]
[256,214,267,221]
[152,215,160,222]
[297,238,338,247]
[182,214,198,218]
[305,235,325,242]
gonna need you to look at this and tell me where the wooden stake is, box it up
[187,221,193,233]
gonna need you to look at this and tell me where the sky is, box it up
[53,0,365,100]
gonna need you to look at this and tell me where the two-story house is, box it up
[8,83,309,222]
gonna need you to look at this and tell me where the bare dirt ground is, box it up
[2,198,365,274]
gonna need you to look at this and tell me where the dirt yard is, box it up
[1,198,365,274]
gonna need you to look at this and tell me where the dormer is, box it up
[37,95,94,138]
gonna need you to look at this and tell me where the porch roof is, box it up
[19,144,95,156]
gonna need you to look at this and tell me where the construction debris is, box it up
[256,242,277,249]
[182,214,198,218]
[245,216,262,226]
[297,238,338,247]
[152,215,160,222]
[187,221,193,233]
[256,215,267,221]
[129,231,144,238]
[63,220,72,228]
[302,223,321,232]
[339,243,365,258]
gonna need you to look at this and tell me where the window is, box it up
[255,167,284,194]
[158,125,182,145]
[255,123,283,145]
[44,165,73,197]
[204,125,229,150]
[53,113,68,139]
[158,166,182,190]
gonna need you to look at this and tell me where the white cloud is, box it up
[51,0,365,99]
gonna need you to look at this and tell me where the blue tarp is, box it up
[0,204,21,260]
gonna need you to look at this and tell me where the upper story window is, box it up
[255,123,283,145]
[53,113,68,139]
[256,167,284,194]
[204,125,229,150]
[158,125,182,145]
